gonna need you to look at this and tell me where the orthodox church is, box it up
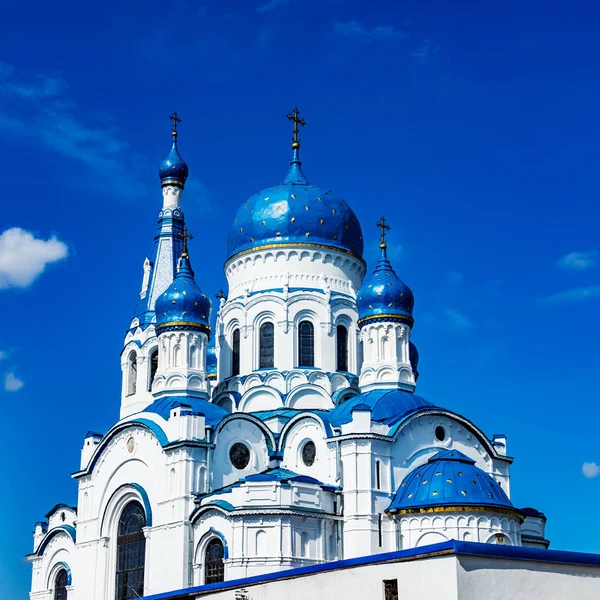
[29,111,551,600]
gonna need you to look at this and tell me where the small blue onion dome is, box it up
[159,127,189,188]
[409,341,420,380]
[387,450,517,514]
[206,341,217,380]
[357,244,414,328]
[226,148,363,261]
[155,253,211,335]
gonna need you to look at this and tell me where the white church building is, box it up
[29,112,600,600]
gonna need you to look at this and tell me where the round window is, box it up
[435,426,446,442]
[229,443,251,470]
[302,441,316,466]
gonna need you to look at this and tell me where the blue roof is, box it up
[140,396,227,426]
[357,244,414,327]
[155,254,212,335]
[226,148,363,261]
[387,450,515,513]
[241,467,335,489]
[159,131,189,188]
[329,388,435,428]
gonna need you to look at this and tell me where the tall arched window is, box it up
[148,348,158,391]
[205,538,225,584]
[115,501,146,600]
[298,321,314,367]
[231,328,240,376]
[259,322,274,368]
[127,351,137,396]
[54,568,68,600]
[336,325,348,372]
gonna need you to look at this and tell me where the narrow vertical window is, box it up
[54,569,68,600]
[231,328,240,376]
[375,460,381,490]
[148,348,158,391]
[298,321,314,367]
[383,579,398,600]
[205,538,225,584]
[259,322,274,368]
[336,325,349,372]
[127,351,137,396]
[115,501,146,600]
[378,513,383,547]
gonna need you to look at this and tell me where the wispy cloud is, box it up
[4,372,24,392]
[556,250,597,271]
[443,308,475,330]
[410,39,440,62]
[334,21,408,42]
[583,462,600,479]
[0,62,148,198]
[256,0,290,13]
[542,286,600,305]
[447,270,463,284]
[0,228,68,289]
[0,350,7,360]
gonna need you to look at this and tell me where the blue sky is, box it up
[1,0,599,596]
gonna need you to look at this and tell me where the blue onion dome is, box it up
[206,341,217,380]
[409,341,420,380]
[155,253,211,335]
[387,450,518,515]
[158,115,189,188]
[226,147,363,261]
[357,242,414,328]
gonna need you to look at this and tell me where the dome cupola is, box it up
[155,234,211,335]
[158,112,189,188]
[357,218,414,328]
[226,109,363,261]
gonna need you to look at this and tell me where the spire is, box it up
[176,226,195,277]
[284,108,308,185]
[159,112,189,189]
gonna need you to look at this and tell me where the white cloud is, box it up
[4,371,24,392]
[443,308,474,330]
[556,251,597,271]
[256,0,289,12]
[334,21,408,42]
[410,39,440,61]
[542,286,600,305]
[0,228,68,289]
[582,462,600,479]
[0,351,7,360]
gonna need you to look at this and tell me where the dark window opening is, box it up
[336,325,349,372]
[302,441,316,466]
[375,460,381,490]
[149,349,158,391]
[435,426,446,442]
[232,329,240,376]
[259,322,275,368]
[54,569,68,600]
[378,513,383,547]
[205,538,225,584]
[229,443,250,470]
[115,501,146,600]
[127,351,137,396]
[383,579,398,600]
[298,321,314,367]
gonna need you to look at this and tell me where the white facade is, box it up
[30,125,553,600]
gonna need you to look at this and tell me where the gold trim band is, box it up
[358,313,414,326]
[156,321,211,331]
[387,505,522,519]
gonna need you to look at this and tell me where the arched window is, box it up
[148,348,158,391]
[54,568,68,600]
[115,501,146,600]
[298,321,314,367]
[231,329,240,376]
[336,325,348,372]
[259,322,274,368]
[205,538,225,584]
[127,351,137,396]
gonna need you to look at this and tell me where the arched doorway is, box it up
[204,538,225,584]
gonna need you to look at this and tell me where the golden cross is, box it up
[286,108,306,149]
[169,111,182,136]
[215,289,226,300]
[376,216,391,249]
[178,226,193,256]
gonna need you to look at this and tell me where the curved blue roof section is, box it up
[387,450,515,513]
[140,396,228,426]
[36,525,76,556]
[329,389,436,428]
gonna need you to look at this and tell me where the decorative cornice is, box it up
[358,313,414,328]
[388,505,523,520]
[156,321,211,335]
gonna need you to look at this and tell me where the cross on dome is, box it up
[178,226,193,257]
[169,111,182,137]
[376,216,390,249]
[286,108,306,150]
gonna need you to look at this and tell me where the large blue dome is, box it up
[159,133,189,188]
[226,149,363,261]
[155,254,211,335]
[387,450,516,514]
[357,245,414,328]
